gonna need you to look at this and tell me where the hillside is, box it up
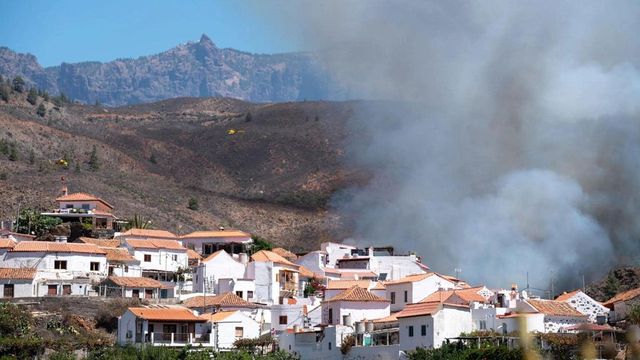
[0,35,337,106]
[0,85,364,250]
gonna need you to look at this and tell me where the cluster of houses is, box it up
[0,190,638,358]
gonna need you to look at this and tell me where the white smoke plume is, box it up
[268,1,640,290]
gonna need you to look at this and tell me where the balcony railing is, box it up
[136,332,213,346]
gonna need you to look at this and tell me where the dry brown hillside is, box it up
[0,90,366,251]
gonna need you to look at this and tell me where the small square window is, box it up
[279,316,288,325]
[247,291,254,299]
[82,204,90,210]
[172,255,177,261]
[90,262,100,271]
[144,254,151,262]
[54,260,67,270]
[235,327,243,339]
[236,291,243,298]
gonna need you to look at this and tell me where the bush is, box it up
[0,84,10,102]
[187,197,199,210]
[252,236,273,252]
[12,76,25,93]
[27,88,38,105]
[37,103,46,117]
[88,145,100,171]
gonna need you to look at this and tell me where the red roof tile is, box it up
[526,299,586,317]
[251,250,299,268]
[121,229,177,239]
[0,239,17,249]
[326,280,371,290]
[556,290,581,302]
[126,239,186,251]
[324,286,388,303]
[56,192,114,209]
[106,276,163,288]
[0,267,37,280]
[420,287,488,304]
[384,273,434,285]
[395,302,441,318]
[604,288,640,307]
[102,248,138,262]
[78,237,120,248]
[186,249,202,260]
[182,292,258,309]
[181,230,251,239]
[128,306,205,322]
[11,241,106,255]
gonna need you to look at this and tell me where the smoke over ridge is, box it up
[271,1,640,290]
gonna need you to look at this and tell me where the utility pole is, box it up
[582,274,586,292]
[550,270,555,300]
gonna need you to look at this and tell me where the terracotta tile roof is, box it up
[0,239,17,249]
[326,280,371,290]
[126,239,186,251]
[272,247,298,262]
[373,314,398,323]
[181,230,251,239]
[186,249,202,260]
[102,248,138,263]
[78,237,120,248]
[0,267,37,280]
[556,290,581,302]
[395,302,442,318]
[526,299,587,317]
[0,230,35,240]
[56,192,114,209]
[335,269,378,279]
[384,273,434,285]
[420,287,488,304]
[128,306,205,322]
[299,266,324,279]
[324,286,389,303]
[121,228,177,239]
[91,210,116,218]
[604,288,640,307]
[11,241,106,255]
[563,323,618,332]
[199,310,238,322]
[183,292,258,309]
[371,281,386,290]
[106,276,163,288]
[251,250,299,268]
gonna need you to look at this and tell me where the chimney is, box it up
[60,176,68,196]
[238,253,248,264]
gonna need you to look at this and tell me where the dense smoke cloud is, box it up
[276,1,640,291]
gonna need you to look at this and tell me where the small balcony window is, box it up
[54,260,67,270]
[90,262,100,271]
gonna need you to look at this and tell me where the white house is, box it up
[218,278,255,301]
[296,251,328,276]
[246,250,300,304]
[324,279,372,300]
[384,273,456,312]
[556,290,609,323]
[321,242,356,268]
[279,325,354,360]
[322,286,390,326]
[0,268,37,298]
[198,310,261,350]
[603,288,640,322]
[395,301,472,350]
[181,230,253,256]
[3,241,107,296]
[192,250,247,294]
[102,247,142,277]
[101,276,165,299]
[124,239,188,281]
[518,299,588,333]
[117,305,207,346]
[182,292,259,314]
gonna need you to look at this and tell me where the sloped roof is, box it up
[371,281,386,290]
[202,249,227,262]
[77,237,120,248]
[121,228,177,239]
[251,250,299,268]
[183,292,258,309]
[128,306,205,322]
[384,273,434,285]
[11,241,106,255]
[199,310,238,322]
[0,267,37,280]
[334,269,378,279]
[102,248,138,263]
[181,230,251,239]
[604,288,640,307]
[526,299,586,317]
[0,239,17,249]
[395,302,441,318]
[126,239,186,251]
[326,280,370,290]
[373,314,398,323]
[56,192,114,209]
[324,286,388,303]
[106,276,163,288]
[556,290,581,302]
[186,249,202,260]
[272,247,298,262]
[299,266,324,279]
[420,287,488,304]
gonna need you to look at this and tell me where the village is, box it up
[0,186,635,359]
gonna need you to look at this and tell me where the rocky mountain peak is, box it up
[198,34,216,48]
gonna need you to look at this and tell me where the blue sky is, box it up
[0,0,306,67]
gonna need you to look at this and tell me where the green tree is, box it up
[149,153,157,164]
[8,143,17,161]
[252,236,273,252]
[42,91,49,102]
[125,214,153,230]
[0,139,8,155]
[28,149,35,165]
[37,103,46,117]
[628,303,640,324]
[74,162,81,174]
[245,112,253,122]
[88,145,100,171]
[16,209,62,236]
[0,83,10,101]
[187,197,199,210]
[12,76,25,93]
[603,271,620,299]
[26,88,38,105]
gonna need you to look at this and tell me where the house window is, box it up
[408,326,414,337]
[421,325,427,336]
[235,327,244,339]
[54,260,67,270]
[404,290,408,303]
[479,320,486,330]
[66,204,73,209]
[390,292,396,304]
[275,273,280,281]
[144,254,151,262]
[124,265,129,273]
[279,316,288,325]
[172,255,177,261]
[82,204,90,210]
[328,308,333,324]
[62,285,71,295]
[3,284,14,298]
[90,262,100,271]
[132,290,139,298]
[236,291,243,298]
[328,342,332,350]
[247,291,254,299]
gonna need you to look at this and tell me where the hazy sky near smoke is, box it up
[269,1,640,291]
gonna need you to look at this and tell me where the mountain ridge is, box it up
[0,34,337,106]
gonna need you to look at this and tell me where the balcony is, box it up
[136,332,213,346]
